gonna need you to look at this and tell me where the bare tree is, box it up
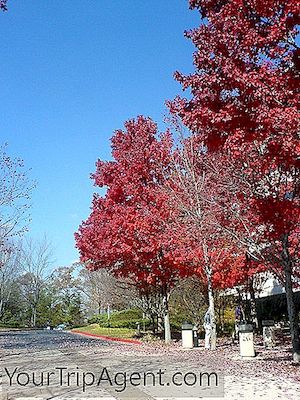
[0,242,21,317]
[128,285,164,333]
[164,136,225,349]
[0,144,35,251]
[170,276,207,327]
[50,264,78,304]
[76,266,135,315]
[19,237,52,327]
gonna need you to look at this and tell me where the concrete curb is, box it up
[70,329,143,345]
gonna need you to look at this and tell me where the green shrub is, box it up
[88,308,151,329]
[217,321,235,335]
[0,309,25,328]
[170,310,194,331]
[88,314,108,325]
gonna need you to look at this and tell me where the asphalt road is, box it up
[0,330,161,400]
[0,329,115,356]
[0,330,132,400]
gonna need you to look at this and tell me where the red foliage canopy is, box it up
[170,0,299,166]
[168,0,299,269]
[75,116,193,290]
[168,140,266,289]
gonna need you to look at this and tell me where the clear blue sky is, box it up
[0,0,199,268]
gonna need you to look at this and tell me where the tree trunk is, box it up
[0,298,3,317]
[282,234,300,363]
[142,312,146,332]
[207,266,217,350]
[162,285,171,344]
[203,241,217,350]
[249,278,259,330]
[220,295,225,333]
[151,315,156,334]
[31,306,37,327]
[157,315,163,333]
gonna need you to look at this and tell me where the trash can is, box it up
[182,322,194,348]
[193,326,199,347]
[262,320,275,349]
[239,323,255,357]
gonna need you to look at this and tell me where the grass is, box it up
[0,328,14,331]
[0,327,22,331]
[71,323,137,339]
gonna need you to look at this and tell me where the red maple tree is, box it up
[75,116,193,343]
[168,0,300,361]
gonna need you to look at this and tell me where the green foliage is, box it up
[88,308,151,329]
[169,310,193,331]
[0,310,23,328]
[88,313,107,325]
[72,324,136,339]
[66,294,85,328]
[219,321,235,335]
[34,287,85,328]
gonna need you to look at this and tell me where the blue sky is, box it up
[0,0,199,268]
